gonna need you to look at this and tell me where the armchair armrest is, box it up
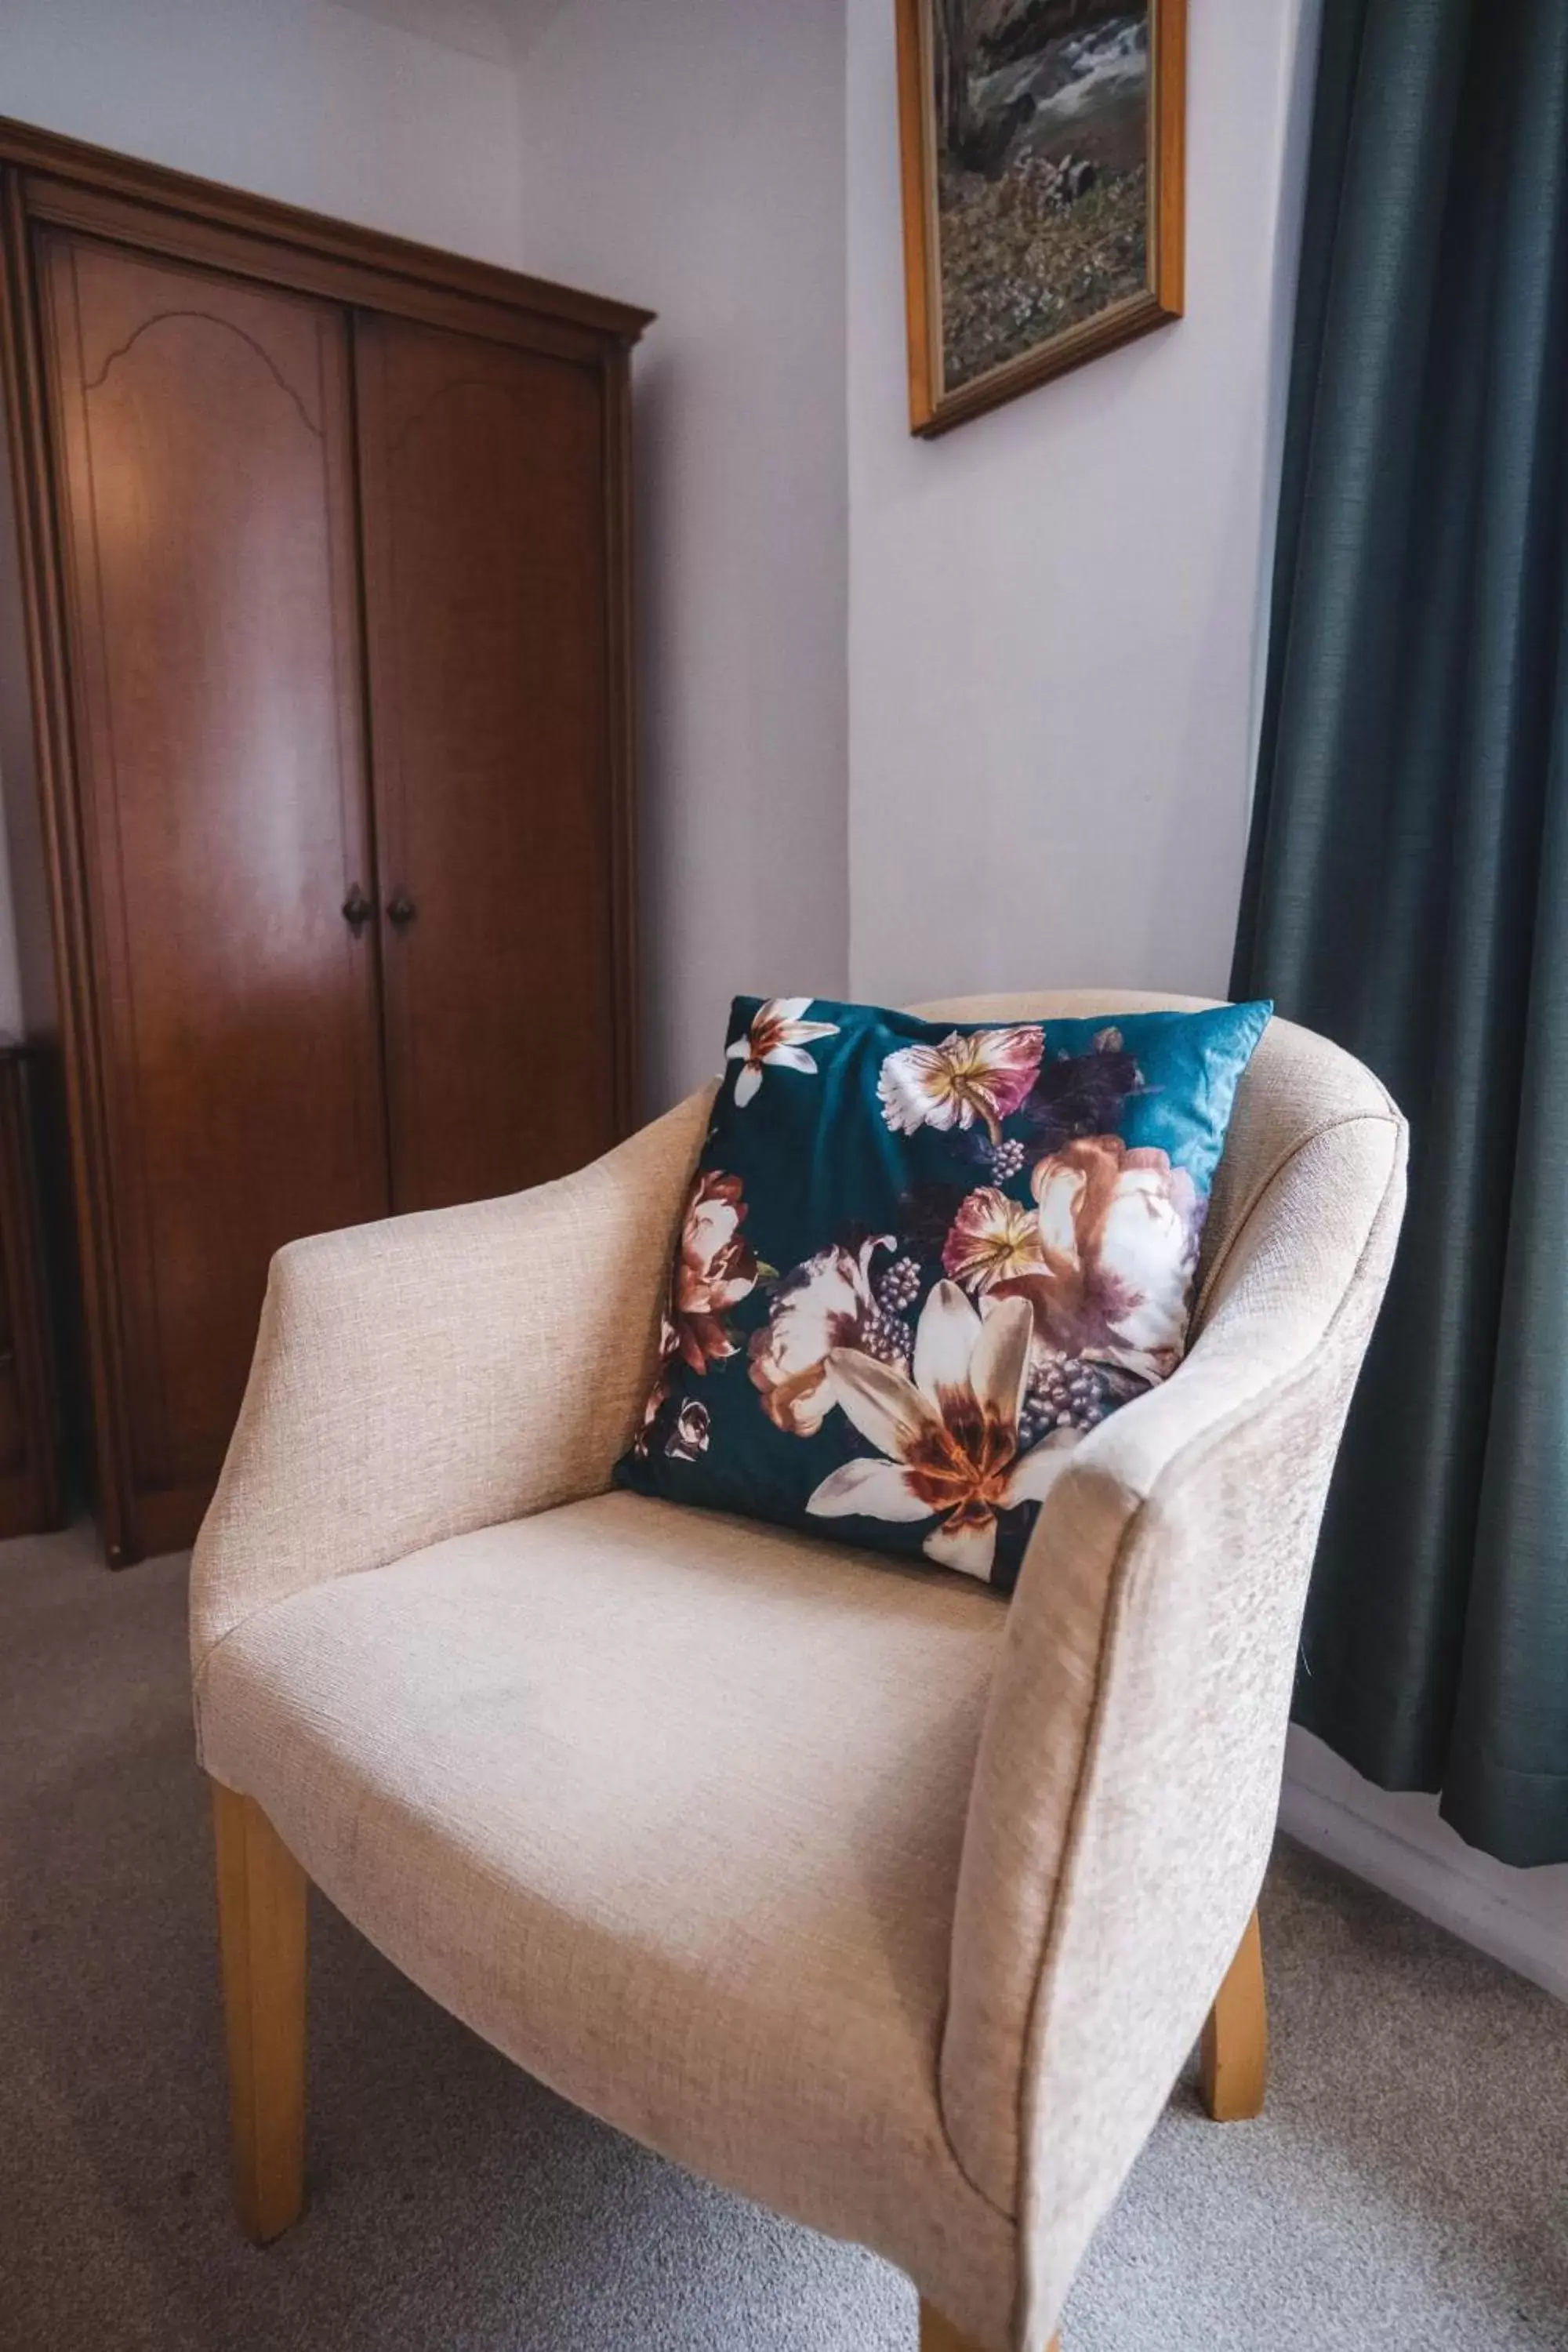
[191,1087,713,1692]
[940,1099,1406,2347]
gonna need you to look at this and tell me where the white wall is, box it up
[0,0,528,266]
[845,0,1319,1007]
[1282,1730,1568,2002]
[514,0,850,1111]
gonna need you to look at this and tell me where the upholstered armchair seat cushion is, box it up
[198,1490,1018,2333]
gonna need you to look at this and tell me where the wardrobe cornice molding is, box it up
[0,112,654,347]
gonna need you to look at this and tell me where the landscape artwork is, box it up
[897,0,1185,434]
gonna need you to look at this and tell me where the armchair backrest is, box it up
[908,993,1406,2347]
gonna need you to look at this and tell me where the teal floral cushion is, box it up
[615,995,1272,1594]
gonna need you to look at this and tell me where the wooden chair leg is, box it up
[920,2300,1058,2352]
[211,1780,307,2241]
[1198,1905,1267,2122]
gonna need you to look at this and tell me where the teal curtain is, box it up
[1232,0,1568,1864]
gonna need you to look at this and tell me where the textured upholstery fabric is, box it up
[191,1086,714,1676]
[191,991,1406,2352]
[920,1001,1406,2307]
[198,1494,1018,2348]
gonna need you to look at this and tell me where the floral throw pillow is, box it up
[615,994,1272,1594]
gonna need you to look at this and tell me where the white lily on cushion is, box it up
[805,1283,1079,1581]
[727,998,840,1106]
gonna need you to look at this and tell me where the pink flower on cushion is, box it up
[749,1235,900,1436]
[669,1170,760,1372]
[877,1027,1044,1146]
[993,1135,1201,1381]
[942,1185,1047,1295]
[634,1169,761,1454]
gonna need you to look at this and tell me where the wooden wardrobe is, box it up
[0,121,648,1564]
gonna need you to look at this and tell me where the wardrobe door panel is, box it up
[354,314,620,1214]
[38,233,388,1548]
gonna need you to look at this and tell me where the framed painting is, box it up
[895,0,1186,436]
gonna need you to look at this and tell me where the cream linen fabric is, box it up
[914,998,1405,2347]
[191,1085,714,1671]
[198,1495,1018,2348]
[191,991,1406,2352]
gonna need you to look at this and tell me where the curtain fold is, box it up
[1232,0,1568,1864]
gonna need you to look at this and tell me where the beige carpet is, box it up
[2,1525,1566,2352]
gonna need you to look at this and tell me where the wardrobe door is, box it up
[38,232,389,1558]
[354,313,622,1214]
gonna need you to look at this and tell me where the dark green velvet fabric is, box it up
[1232,0,1568,1862]
[617,996,1269,1595]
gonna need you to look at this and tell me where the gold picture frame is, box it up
[896,0,1186,437]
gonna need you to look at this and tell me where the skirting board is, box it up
[1279,1728,1568,2005]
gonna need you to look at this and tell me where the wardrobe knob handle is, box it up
[341,886,372,935]
[387,893,417,930]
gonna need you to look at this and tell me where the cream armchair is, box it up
[191,993,1406,2352]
